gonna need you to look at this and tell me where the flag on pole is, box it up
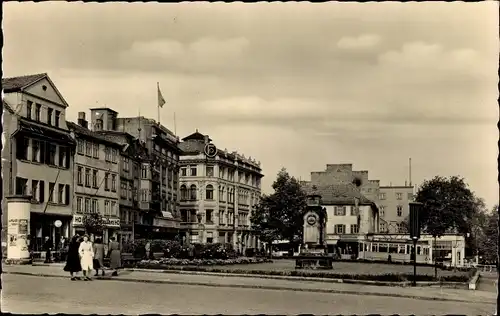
[157,82,166,108]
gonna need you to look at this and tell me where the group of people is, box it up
[63,234,122,281]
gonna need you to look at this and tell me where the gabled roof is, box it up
[302,183,374,206]
[2,73,70,107]
[67,121,122,147]
[2,73,47,93]
[182,130,211,142]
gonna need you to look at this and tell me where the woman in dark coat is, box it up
[64,235,82,280]
[108,237,121,276]
[93,237,105,277]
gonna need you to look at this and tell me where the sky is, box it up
[3,2,499,208]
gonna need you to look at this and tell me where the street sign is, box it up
[204,143,217,158]
[409,202,422,240]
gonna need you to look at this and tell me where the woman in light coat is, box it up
[78,234,94,281]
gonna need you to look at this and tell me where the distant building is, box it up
[67,114,122,241]
[378,185,414,233]
[302,183,380,257]
[2,73,76,251]
[178,130,263,252]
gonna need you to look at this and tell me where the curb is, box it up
[4,270,495,305]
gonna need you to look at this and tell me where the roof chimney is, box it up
[204,135,209,144]
[77,112,88,129]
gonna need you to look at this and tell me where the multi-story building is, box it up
[178,130,264,252]
[378,185,414,233]
[2,73,75,251]
[67,112,122,241]
[303,183,380,257]
[88,109,182,239]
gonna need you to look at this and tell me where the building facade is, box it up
[302,183,380,257]
[88,109,182,239]
[2,73,76,251]
[378,185,414,233]
[67,113,122,241]
[178,131,263,252]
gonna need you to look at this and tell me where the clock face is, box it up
[306,215,317,226]
[204,143,217,158]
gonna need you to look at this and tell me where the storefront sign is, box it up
[153,218,179,229]
[72,214,120,228]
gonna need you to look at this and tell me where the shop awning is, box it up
[161,211,174,219]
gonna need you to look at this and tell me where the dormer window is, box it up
[95,119,103,131]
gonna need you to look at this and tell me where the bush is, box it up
[135,257,272,268]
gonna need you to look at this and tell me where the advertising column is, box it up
[6,195,31,264]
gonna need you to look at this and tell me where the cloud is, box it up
[337,34,381,49]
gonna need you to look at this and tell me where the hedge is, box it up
[130,263,472,283]
[135,257,272,267]
[122,239,237,259]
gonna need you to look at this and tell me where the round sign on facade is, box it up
[306,215,317,226]
[204,143,217,158]
[54,220,62,228]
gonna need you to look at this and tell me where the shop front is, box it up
[72,214,121,242]
[30,212,72,252]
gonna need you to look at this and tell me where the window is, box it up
[26,101,32,119]
[206,166,214,177]
[190,166,197,176]
[334,206,347,216]
[397,222,405,233]
[379,193,386,200]
[77,166,83,185]
[39,181,45,202]
[181,168,187,176]
[111,201,116,216]
[350,224,359,234]
[48,182,55,202]
[91,199,99,214]
[111,149,117,163]
[95,119,103,131]
[123,157,130,172]
[31,180,39,202]
[104,173,110,191]
[190,185,197,200]
[35,103,41,121]
[120,181,127,199]
[141,189,148,202]
[85,141,92,156]
[65,184,71,205]
[180,185,188,200]
[85,198,91,213]
[77,140,84,155]
[16,137,29,160]
[32,140,40,162]
[396,192,402,200]
[77,197,83,213]
[334,224,345,234]
[55,110,60,128]
[219,210,225,225]
[111,174,117,192]
[206,209,213,223]
[397,205,403,217]
[58,184,64,204]
[350,206,358,216]
[380,222,387,232]
[141,164,148,179]
[219,167,225,179]
[47,144,56,165]
[58,146,66,167]
[93,143,99,158]
[205,185,214,200]
[85,168,91,187]
[407,193,413,201]
[104,201,110,216]
[379,206,385,217]
[47,108,53,125]
[92,170,98,188]
[105,147,111,161]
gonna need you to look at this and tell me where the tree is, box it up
[477,205,499,264]
[82,213,105,237]
[413,176,476,277]
[251,168,308,255]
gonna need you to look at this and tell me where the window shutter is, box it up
[39,181,45,203]
[65,185,70,205]
[39,141,46,164]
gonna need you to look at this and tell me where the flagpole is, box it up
[174,112,177,136]
[157,82,161,126]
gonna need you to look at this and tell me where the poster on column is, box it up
[19,219,28,234]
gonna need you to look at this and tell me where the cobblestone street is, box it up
[2,270,496,315]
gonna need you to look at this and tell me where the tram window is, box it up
[379,244,388,252]
[417,246,422,255]
[373,244,379,252]
[365,244,369,252]
[389,244,398,253]
[423,248,429,256]
[398,245,406,254]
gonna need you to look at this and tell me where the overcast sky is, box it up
[3,2,499,207]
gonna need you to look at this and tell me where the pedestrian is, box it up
[145,240,151,260]
[93,237,105,277]
[43,236,53,263]
[63,234,82,281]
[59,237,67,262]
[107,236,121,276]
[78,234,94,281]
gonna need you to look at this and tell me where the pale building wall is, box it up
[378,185,414,233]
